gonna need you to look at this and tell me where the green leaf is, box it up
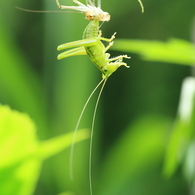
[112,38,195,65]
[164,77,195,178]
[38,129,89,160]
[163,117,190,177]
[0,104,89,195]
[0,104,40,195]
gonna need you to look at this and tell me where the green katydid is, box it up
[55,0,144,194]
[16,0,144,194]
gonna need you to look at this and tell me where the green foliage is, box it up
[112,39,195,66]
[164,78,195,179]
[112,37,195,192]
[0,104,39,195]
[0,104,89,195]
[0,0,195,194]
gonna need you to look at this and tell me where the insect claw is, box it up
[121,55,131,59]
[121,62,130,68]
[109,32,116,41]
[111,32,116,40]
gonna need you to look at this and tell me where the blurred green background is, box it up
[0,0,195,194]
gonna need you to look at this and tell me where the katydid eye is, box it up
[102,68,108,74]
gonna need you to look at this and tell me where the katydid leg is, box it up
[57,38,98,51]
[57,47,87,60]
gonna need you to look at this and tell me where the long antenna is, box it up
[70,78,105,180]
[138,0,144,13]
[15,6,78,13]
[89,78,107,195]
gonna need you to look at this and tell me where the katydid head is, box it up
[102,58,130,79]
[102,65,120,79]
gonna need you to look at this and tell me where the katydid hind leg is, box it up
[57,38,98,51]
[57,47,86,60]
